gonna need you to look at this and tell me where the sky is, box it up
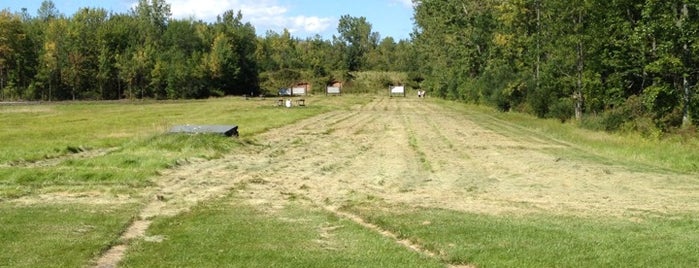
[1,0,416,40]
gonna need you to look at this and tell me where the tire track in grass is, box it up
[228,101,475,265]
[324,206,475,268]
[92,103,378,268]
[93,155,239,268]
[403,112,434,173]
[235,103,471,265]
[227,97,474,266]
[300,98,475,267]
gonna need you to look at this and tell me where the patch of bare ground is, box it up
[21,97,695,267]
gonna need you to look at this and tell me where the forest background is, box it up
[1,0,698,134]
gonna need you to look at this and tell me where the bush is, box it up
[378,74,394,88]
[548,98,575,123]
[600,108,627,131]
[579,114,606,131]
[492,88,511,112]
[593,96,652,132]
[657,106,684,131]
[343,71,408,94]
[670,124,697,139]
[622,116,662,139]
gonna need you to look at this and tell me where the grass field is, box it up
[0,97,360,198]
[1,95,698,267]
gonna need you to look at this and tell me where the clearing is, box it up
[8,97,698,267]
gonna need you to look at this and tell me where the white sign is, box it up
[292,87,306,95]
[390,86,405,94]
[327,87,341,94]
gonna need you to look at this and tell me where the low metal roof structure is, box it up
[169,125,239,137]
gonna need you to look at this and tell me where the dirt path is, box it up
[93,97,698,267]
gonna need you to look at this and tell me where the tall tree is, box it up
[62,8,108,99]
[36,18,66,101]
[413,0,495,100]
[132,0,171,43]
[37,0,60,21]
[0,10,25,99]
[213,10,259,95]
[337,15,379,71]
[367,37,397,71]
[638,0,698,129]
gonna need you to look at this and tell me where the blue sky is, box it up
[2,0,415,40]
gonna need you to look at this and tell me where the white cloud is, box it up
[391,0,414,8]
[143,0,334,37]
[290,16,334,33]
[168,0,228,20]
[165,0,287,22]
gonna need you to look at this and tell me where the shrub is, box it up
[548,98,575,123]
[622,116,662,139]
[595,95,646,132]
[600,108,627,131]
[579,114,606,131]
[657,106,684,131]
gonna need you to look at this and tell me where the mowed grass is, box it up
[434,99,699,173]
[0,202,139,268]
[121,193,443,268]
[0,96,368,199]
[342,203,699,267]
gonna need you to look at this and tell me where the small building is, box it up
[326,80,342,95]
[291,82,310,96]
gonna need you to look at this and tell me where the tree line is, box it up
[0,0,415,101]
[413,0,698,132]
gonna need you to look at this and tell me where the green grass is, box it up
[0,97,349,163]
[408,130,433,172]
[0,95,373,267]
[0,96,370,199]
[433,99,699,174]
[0,202,139,268]
[343,203,699,267]
[120,194,443,268]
